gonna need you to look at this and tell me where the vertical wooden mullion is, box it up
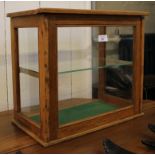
[48,17,58,140]
[140,18,145,108]
[39,15,58,142]
[39,15,50,142]
[138,18,144,112]
[133,18,144,113]
[11,18,21,116]
[98,26,106,100]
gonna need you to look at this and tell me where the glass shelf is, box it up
[59,66,104,74]
[19,62,132,78]
[59,62,132,74]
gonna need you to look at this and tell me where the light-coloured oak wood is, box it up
[1,101,155,153]
[13,110,143,147]
[9,8,147,146]
[7,8,149,17]
[11,19,21,115]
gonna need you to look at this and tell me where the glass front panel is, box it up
[58,26,134,126]
[18,28,40,125]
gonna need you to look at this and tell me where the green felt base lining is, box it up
[30,100,118,125]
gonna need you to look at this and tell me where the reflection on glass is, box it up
[18,28,38,72]
[20,73,40,119]
[104,27,133,99]
[18,28,40,125]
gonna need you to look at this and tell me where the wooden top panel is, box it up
[7,8,149,17]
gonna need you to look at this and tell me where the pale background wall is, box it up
[0,1,155,112]
[0,2,8,111]
[91,1,155,86]
[93,1,155,33]
[0,1,91,112]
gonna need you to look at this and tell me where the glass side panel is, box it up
[18,28,38,72]
[57,26,134,126]
[20,73,39,119]
[18,28,40,125]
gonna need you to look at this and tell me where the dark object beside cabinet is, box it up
[119,34,155,99]
[93,34,155,100]
[103,139,134,154]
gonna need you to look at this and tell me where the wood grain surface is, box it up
[7,8,149,17]
[0,101,155,153]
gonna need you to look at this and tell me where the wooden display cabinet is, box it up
[8,8,148,146]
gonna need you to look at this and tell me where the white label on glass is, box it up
[98,35,108,42]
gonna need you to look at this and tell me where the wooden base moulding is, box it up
[12,111,143,147]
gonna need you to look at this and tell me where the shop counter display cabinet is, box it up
[7,8,148,146]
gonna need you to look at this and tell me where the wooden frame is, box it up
[8,8,148,146]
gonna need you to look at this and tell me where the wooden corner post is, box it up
[39,15,58,142]
[11,18,21,117]
[133,17,144,114]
